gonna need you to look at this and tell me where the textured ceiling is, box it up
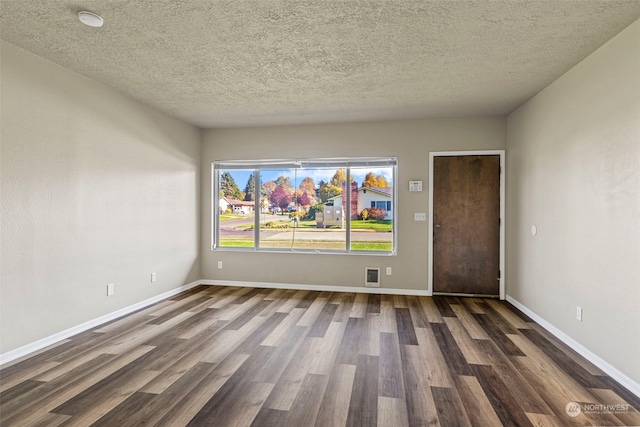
[1,1,639,128]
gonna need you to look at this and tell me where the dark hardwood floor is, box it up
[1,285,639,426]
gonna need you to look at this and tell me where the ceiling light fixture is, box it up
[78,11,104,28]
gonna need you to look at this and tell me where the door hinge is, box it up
[499,166,502,175]
[498,270,501,279]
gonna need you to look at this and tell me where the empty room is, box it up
[1,1,639,426]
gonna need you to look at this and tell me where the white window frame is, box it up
[212,157,398,255]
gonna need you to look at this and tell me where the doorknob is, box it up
[435,224,441,228]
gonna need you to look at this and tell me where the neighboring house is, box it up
[219,197,255,214]
[219,197,231,213]
[329,185,393,219]
[359,187,392,219]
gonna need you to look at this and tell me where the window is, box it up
[213,158,397,254]
[371,201,392,211]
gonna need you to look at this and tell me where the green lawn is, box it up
[350,241,393,251]
[219,239,255,247]
[350,220,392,231]
[221,217,392,232]
[219,237,392,251]
[219,213,253,221]
[291,219,392,231]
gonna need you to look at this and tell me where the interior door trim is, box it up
[427,150,506,300]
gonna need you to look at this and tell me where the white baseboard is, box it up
[200,279,431,296]
[7,282,636,401]
[0,280,201,366]
[1,279,428,367]
[506,295,640,399]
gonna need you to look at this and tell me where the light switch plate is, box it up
[414,212,427,221]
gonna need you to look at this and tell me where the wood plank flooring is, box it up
[1,285,639,426]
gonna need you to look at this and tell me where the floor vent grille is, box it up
[365,267,380,287]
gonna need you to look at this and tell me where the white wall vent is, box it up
[365,267,380,287]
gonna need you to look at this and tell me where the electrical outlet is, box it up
[151,272,156,282]
[218,261,223,269]
[107,283,114,296]
[386,267,392,276]
[576,306,582,321]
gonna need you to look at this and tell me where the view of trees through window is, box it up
[214,159,396,254]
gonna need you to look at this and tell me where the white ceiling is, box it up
[1,0,639,128]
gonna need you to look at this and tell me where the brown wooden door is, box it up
[433,155,500,296]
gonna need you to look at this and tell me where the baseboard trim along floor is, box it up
[2,285,639,425]
[506,294,640,399]
[2,280,638,402]
[200,279,431,297]
[0,280,202,366]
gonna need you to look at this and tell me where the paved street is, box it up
[261,230,390,241]
[218,215,391,241]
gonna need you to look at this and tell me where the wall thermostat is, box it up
[409,180,423,192]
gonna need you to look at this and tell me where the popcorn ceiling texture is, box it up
[1,0,639,127]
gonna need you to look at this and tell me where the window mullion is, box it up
[254,168,260,250]
[212,166,218,249]
[346,167,351,252]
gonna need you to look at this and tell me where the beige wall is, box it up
[0,42,202,353]
[201,118,506,290]
[506,20,640,385]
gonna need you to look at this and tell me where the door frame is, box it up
[427,150,506,299]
